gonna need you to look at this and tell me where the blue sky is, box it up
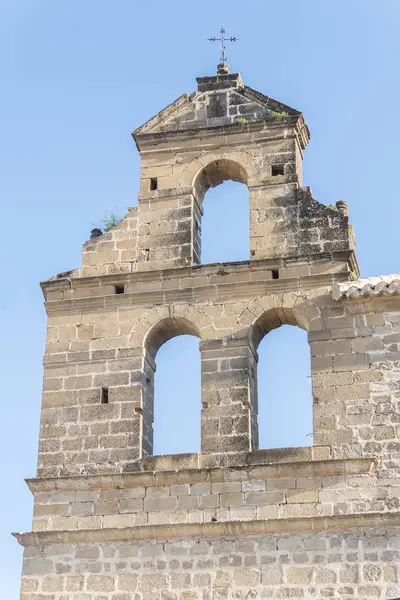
[1,1,400,597]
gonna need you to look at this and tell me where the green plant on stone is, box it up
[265,111,288,122]
[101,210,127,232]
[327,203,338,211]
[273,111,288,121]
[234,117,251,126]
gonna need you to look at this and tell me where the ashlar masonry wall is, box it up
[38,273,400,479]
[15,68,400,600]
[19,529,400,600]
[19,270,400,600]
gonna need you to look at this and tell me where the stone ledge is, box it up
[43,272,349,316]
[134,118,300,152]
[42,252,354,291]
[13,511,400,548]
[26,457,376,494]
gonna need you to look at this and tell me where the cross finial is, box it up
[208,27,238,72]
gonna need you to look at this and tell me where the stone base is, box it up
[17,523,400,599]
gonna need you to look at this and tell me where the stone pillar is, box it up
[249,183,298,261]
[200,338,258,453]
[136,187,198,271]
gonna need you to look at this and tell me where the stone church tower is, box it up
[15,63,400,599]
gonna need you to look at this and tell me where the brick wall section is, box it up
[310,307,400,475]
[81,207,138,277]
[37,281,400,480]
[30,458,399,534]
[19,530,400,600]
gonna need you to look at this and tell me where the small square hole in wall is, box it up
[115,285,125,294]
[101,387,109,404]
[271,165,285,176]
[271,269,279,280]
[150,178,158,191]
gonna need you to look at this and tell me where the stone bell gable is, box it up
[52,70,356,279]
[15,65,400,600]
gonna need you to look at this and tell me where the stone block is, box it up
[233,567,261,586]
[219,492,244,507]
[119,499,144,513]
[286,566,314,584]
[261,565,283,584]
[286,489,318,504]
[144,497,177,512]
[86,574,115,591]
[246,491,285,505]
[118,574,139,590]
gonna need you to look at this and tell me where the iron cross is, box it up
[208,27,238,63]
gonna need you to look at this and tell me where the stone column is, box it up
[136,187,199,271]
[200,338,258,453]
[106,350,154,469]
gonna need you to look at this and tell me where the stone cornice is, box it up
[26,457,376,495]
[40,253,357,314]
[134,117,302,154]
[43,274,344,315]
[13,512,400,548]
[42,253,355,292]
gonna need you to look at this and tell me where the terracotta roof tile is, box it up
[333,274,400,301]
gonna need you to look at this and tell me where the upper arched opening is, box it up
[145,317,201,360]
[194,159,249,203]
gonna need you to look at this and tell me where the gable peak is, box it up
[133,68,307,144]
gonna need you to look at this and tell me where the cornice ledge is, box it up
[43,273,351,316]
[42,252,356,290]
[134,116,301,149]
[25,457,377,494]
[13,511,400,548]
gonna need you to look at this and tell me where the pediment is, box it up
[133,73,302,138]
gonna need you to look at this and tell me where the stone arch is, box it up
[128,304,214,350]
[183,154,255,265]
[179,150,259,201]
[144,317,201,360]
[132,308,212,457]
[246,295,319,451]
[144,316,202,456]
[193,158,249,204]
[239,294,323,350]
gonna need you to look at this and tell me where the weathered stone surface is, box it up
[15,64,400,600]
[18,531,400,598]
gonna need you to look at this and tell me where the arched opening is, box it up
[252,309,313,450]
[144,318,201,456]
[153,335,201,455]
[193,159,250,264]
